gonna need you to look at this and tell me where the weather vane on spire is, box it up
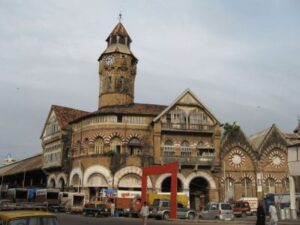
[118,12,122,22]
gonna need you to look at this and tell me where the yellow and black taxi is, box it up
[0,210,59,225]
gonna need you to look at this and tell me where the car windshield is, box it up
[8,217,58,225]
[221,204,232,210]
[153,199,160,207]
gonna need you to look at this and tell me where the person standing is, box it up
[140,201,149,225]
[269,202,278,225]
[110,200,115,217]
[256,200,266,225]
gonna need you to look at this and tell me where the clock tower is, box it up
[98,22,138,108]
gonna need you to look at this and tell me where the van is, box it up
[200,202,234,220]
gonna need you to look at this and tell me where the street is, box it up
[56,213,300,225]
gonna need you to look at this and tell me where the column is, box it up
[289,176,297,219]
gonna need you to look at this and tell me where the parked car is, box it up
[233,201,251,217]
[150,199,196,220]
[83,203,110,217]
[200,202,234,220]
[0,210,59,225]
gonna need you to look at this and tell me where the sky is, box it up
[0,0,299,161]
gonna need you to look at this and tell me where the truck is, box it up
[35,189,65,212]
[65,192,85,214]
[239,197,258,215]
[114,190,141,217]
[7,188,28,203]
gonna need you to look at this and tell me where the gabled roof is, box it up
[0,154,42,176]
[106,22,132,42]
[248,124,287,151]
[153,89,221,124]
[71,103,167,123]
[40,105,89,138]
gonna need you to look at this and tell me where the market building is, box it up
[1,21,299,211]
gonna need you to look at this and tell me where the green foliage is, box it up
[223,122,240,137]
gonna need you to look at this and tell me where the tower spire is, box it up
[118,12,122,23]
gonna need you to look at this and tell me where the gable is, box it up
[259,126,287,155]
[41,110,60,139]
[153,89,220,125]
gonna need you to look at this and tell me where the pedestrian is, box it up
[268,202,278,225]
[140,201,149,225]
[256,200,265,225]
[110,200,115,217]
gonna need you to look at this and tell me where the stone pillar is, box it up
[289,176,298,219]
[209,189,219,202]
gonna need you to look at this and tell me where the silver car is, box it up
[200,202,234,220]
[150,199,196,220]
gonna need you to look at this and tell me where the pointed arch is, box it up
[56,173,68,188]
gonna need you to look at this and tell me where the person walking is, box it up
[256,200,266,225]
[140,201,149,225]
[269,202,278,225]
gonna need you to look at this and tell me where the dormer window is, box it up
[120,76,125,91]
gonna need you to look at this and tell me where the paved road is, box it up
[56,213,300,225]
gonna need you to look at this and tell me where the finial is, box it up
[118,13,122,23]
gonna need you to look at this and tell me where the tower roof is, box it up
[106,22,132,43]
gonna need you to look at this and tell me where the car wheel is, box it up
[94,212,99,217]
[83,211,87,216]
[242,212,246,217]
[188,213,195,220]
[163,212,169,220]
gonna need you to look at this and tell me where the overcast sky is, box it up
[0,0,299,161]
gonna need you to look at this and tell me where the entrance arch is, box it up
[161,177,183,192]
[189,177,209,211]
[186,171,217,210]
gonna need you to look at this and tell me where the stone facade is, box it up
[38,21,299,210]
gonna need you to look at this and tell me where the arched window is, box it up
[225,178,235,202]
[119,76,125,91]
[181,141,191,156]
[241,178,253,197]
[94,138,104,154]
[83,138,89,154]
[107,76,112,90]
[189,110,203,124]
[282,178,289,193]
[128,138,142,156]
[163,140,174,156]
[111,137,122,154]
[266,178,276,193]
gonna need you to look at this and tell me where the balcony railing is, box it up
[161,123,213,132]
[160,154,215,166]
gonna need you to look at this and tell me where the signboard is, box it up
[117,190,141,198]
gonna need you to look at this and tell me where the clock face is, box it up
[104,55,115,66]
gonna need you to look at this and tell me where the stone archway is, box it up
[185,171,217,210]
[83,165,113,201]
[114,166,152,189]
[47,174,56,188]
[69,168,83,187]
[155,173,186,192]
[56,173,67,190]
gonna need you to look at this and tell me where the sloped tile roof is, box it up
[106,22,131,41]
[71,103,167,123]
[52,105,90,129]
[0,154,42,176]
[248,128,270,150]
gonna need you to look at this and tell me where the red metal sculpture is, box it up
[141,162,179,219]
